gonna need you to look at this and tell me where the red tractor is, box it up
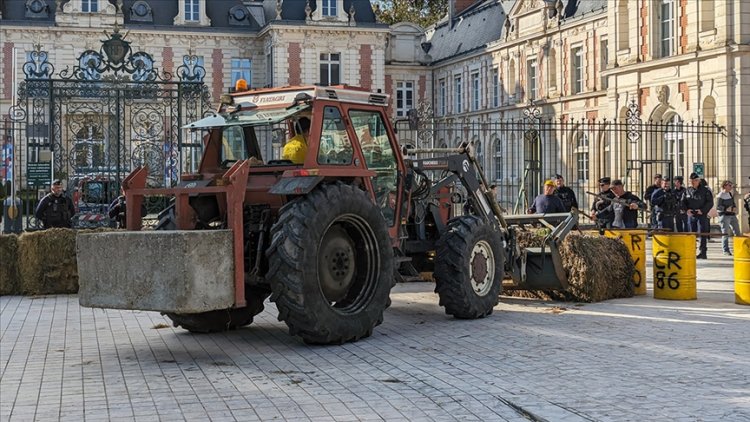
[78,85,576,344]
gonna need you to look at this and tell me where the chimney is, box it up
[449,0,475,27]
[454,0,476,15]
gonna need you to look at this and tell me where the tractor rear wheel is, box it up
[266,182,394,344]
[434,216,505,319]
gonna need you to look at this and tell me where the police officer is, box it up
[672,176,688,232]
[682,172,713,259]
[591,177,615,229]
[651,177,677,231]
[553,174,578,212]
[34,179,75,229]
[644,174,662,229]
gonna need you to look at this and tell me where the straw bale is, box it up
[18,228,79,295]
[503,232,635,302]
[0,234,21,295]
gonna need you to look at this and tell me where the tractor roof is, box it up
[229,85,389,109]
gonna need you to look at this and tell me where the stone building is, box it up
[0,0,389,191]
[390,0,748,227]
[1,0,748,228]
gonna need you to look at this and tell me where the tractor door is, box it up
[346,108,405,241]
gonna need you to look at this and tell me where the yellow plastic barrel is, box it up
[734,236,750,305]
[603,230,647,295]
[652,234,697,300]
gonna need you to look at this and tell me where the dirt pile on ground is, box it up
[503,231,635,302]
[0,234,20,295]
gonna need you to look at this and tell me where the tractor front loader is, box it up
[77,84,576,345]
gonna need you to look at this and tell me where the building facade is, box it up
[1,0,748,229]
[389,0,749,228]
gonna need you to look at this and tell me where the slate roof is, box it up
[0,0,379,29]
[1,0,60,23]
[426,0,514,64]
[425,0,607,64]
[561,0,608,23]
[263,0,377,23]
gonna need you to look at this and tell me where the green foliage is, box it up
[373,0,448,28]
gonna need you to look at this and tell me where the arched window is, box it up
[575,129,589,181]
[702,97,717,178]
[474,137,483,170]
[492,136,503,181]
[663,113,684,175]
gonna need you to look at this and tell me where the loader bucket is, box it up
[503,210,578,291]
[506,242,569,291]
[77,230,236,313]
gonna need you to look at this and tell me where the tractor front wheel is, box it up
[434,216,505,319]
[164,287,270,333]
[266,182,394,344]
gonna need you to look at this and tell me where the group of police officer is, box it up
[591,172,715,258]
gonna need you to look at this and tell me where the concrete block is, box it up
[77,230,234,313]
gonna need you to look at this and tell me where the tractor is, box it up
[77,85,577,344]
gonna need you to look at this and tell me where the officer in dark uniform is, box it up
[682,172,713,259]
[644,174,662,229]
[591,177,615,229]
[553,174,578,212]
[34,179,75,229]
[672,176,688,232]
[651,177,677,231]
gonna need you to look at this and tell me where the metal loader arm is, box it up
[405,142,507,229]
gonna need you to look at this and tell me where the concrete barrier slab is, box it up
[77,230,234,313]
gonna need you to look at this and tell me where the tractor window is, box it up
[317,106,353,165]
[221,126,248,166]
[349,109,398,226]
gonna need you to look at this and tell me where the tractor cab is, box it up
[185,84,405,235]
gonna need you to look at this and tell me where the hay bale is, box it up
[0,234,21,295]
[503,232,635,302]
[18,228,79,295]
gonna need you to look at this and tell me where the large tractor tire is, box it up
[156,203,270,333]
[266,182,395,344]
[434,216,505,319]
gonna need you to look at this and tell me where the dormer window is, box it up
[174,0,210,26]
[25,0,51,18]
[310,0,346,22]
[130,1,153,23]
[185,0,199,21]
[82,0,98,13]
[322,0,336,17]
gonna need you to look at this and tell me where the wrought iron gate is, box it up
[4,31,210,230]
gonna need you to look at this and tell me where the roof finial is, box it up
[348,3,356,25]
[275,0,282,20]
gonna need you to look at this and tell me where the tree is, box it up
[373,0,448,28]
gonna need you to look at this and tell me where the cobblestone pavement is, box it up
[2,241,749,422]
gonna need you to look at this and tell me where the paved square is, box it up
[2,240,749,421]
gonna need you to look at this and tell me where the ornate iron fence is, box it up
[3,31,210,231]
[395,101,727,218]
